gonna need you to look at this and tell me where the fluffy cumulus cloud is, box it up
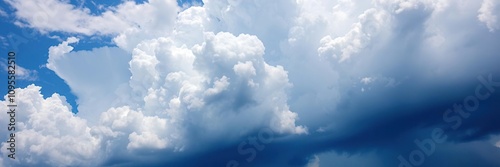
[2,0,500,166]
[0,85,100,167]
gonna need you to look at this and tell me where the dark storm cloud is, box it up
[151,3,500,167]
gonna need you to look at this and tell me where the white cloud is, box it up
[306,155,320,167]
[0,85,100,167]
[272,106,308,135]
[5,0,178,38]
[0,62,38,81]
[318,8,390,62]
[3,0,500,166]
[0,8,7,18]
[47,37,79,63]
[15,65,38,81]
[97,106,178,151]
[112,0,179,51]
[128,131,168,150]
[360,77,375,85]
[233,61,256,77]
[0,36,8,48]
[204,76,230,96]
[11,14,308,164]
[6,0,125,35]
[46,37,131,125]
[137,31,308,135]
[478,0,500,32]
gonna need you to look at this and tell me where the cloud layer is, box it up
[2,0,500,166]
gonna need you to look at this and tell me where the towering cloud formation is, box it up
[2,0,500,166]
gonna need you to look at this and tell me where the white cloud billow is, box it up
[0,85,100,167]
[1,1,308,163]
[5,0,177,36]
[478,0,500,32]
[0,62,38,81]
[318,8,390,62]
[1,0,500,166]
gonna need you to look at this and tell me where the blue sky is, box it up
[0,0,202,113]
[1,0,500,167]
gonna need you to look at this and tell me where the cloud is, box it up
[46,37,131,125]
[5,0,125,35]
[478,0,500,32]
[5,0,178,37]
[0,7,7,18]
[0,85,100,167]
[360,77,375,85]
[0,61,38,81]
[3,8,308,165]
[97,106,178,152]
[2,0,500,166]
[15,65,38,81]
[124,31,308,136]
[47,37,79,62]
[305,155,320,167]
[318,8,390,62]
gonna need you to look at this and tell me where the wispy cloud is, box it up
[0,59,38,81]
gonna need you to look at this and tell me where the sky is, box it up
[0,0,500,167]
